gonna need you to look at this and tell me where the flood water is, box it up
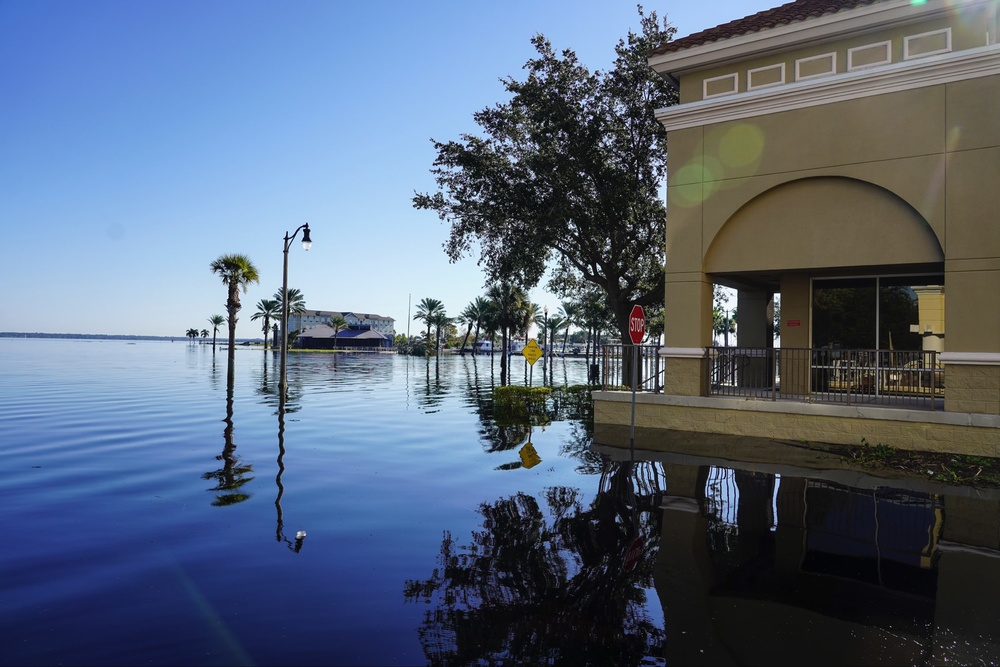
[2,338,999,666]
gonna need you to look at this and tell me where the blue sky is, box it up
[1,0,777,338]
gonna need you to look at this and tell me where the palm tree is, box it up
[430,310,452,353]
[328,315,347,350]
[558,300,581,354]
[210,254,260,374]
[413,298,445,353]
[273,287,306,349]
[486,283,528,384]
[457,298,488,355]
[251,298,280,350]
[208,314,225,352]
[274,287,306,316]
[546,314,566,356]
[200,329,209,341]
[467,296,491,355]
[186,328,199,342]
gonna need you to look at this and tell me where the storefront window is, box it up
[812,276,943,351]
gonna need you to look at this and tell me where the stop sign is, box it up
[628,305,645,344]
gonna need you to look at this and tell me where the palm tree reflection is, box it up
[203,373,254,506]
[404,458,666,664]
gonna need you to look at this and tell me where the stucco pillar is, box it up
[779,275,811,397]
[661,273,713,396]
[942,266,1000,415]
[736,289,775,387]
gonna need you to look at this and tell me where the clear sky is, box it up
[1,0,778,339]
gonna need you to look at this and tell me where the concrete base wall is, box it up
[594,391,1000,457]
[663,357,707,397]
[946,364,1000,415]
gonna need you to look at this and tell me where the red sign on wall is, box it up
[786,319,801,327]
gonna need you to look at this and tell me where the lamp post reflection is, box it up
[275,395,306,553]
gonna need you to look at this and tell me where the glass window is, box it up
[812,276,943,351]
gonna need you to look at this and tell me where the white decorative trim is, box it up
[703,72,738,98]
[795,52,837,81]
[905,27,952,60]
[660,346,706,359]
[848,40,892,71]
[747,62,785,90]
[655,44,1000,132]
[648,0,982,77]
[940,352,1000,366]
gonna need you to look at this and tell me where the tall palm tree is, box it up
[251,298,280,350]
[210,254,260,373]
[457,297,488,355]
[273,287,306,349]
[273,287,306,316]
[413,298,445,352]
[430,310,452,353]
[486,283,528,385]
[208,314,225,352]
[558,300,581,353]
[479,300,500,355]
[328,315,347,350]
[546,314,566,355]
[468,296,491,355]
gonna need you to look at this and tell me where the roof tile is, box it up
[652,0,885,55]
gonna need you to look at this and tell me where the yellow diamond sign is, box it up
[521,339,543,366]
[519,442,542,469]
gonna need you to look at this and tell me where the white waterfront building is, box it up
[288,310,395,337]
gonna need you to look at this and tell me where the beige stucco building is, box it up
[594,0,1000,456]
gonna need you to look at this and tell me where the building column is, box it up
[661,273,713,396]
[736,288,775,387]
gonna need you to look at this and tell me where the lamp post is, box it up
[279,223,312,398]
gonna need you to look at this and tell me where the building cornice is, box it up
[654,43,1000,131]
[648,0,990,77]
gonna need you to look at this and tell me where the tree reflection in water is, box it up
[404,459,667,665]
[203,372,254,506]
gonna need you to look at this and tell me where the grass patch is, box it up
[842,437,1000,487]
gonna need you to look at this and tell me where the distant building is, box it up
[287,310,394,337]
[296,324,393,350]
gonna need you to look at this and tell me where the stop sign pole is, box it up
[628,305,645,457]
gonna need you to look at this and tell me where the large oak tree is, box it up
[414,8,676,346]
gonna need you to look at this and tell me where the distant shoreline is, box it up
[0,332,261,343]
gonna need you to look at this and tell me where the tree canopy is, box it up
[413,7,677,342]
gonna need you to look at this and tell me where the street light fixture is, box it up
[279,223,312,398]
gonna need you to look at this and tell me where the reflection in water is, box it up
[404,457,666,665]
[203,373,254,506]
[274,397,305,553]
[592,428,1000,665]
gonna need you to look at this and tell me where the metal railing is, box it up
[708,346,944,410]
[599,344,664,393]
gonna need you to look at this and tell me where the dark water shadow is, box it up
[591,425,1000,665]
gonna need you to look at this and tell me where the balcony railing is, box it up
[599,344,664,393]
[708,346,944,410]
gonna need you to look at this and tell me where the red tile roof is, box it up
[651,0,886,55]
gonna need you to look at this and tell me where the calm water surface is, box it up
[2,338,1000,666]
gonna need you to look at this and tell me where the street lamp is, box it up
[279,223,312,398]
